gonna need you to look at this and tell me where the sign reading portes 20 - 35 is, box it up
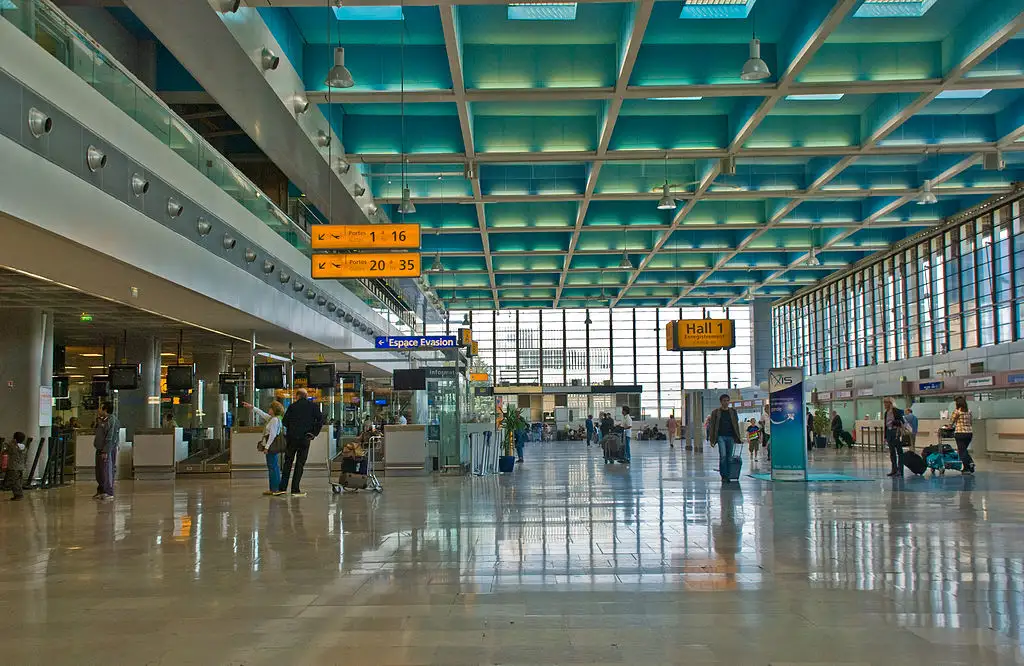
[665,319,735,351]
[312,253,420,278]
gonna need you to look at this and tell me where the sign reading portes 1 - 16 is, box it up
[665,319,735,351]
[311,224,420,250]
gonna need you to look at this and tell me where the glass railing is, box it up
[1,0,307,250]
[2,0,423,333]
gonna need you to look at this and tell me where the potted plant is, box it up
[813,404,830,448]
[498,404,526,473]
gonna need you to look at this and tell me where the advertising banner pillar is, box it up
[768,367,808,481]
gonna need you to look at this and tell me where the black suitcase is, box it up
[903,449,926,475]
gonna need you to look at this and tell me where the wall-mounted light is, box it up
[263,260,276,274]
[131,173,150,196]
[28,108,52,138]
[167,197,184,218]
[279,272,290,284]
[336,158,351,174]
[292,96,310,115]
[352,183,366,197]
[306,290,317,300]
[86,145,107,172]
[260,47,280,71]
[245,248,258,263]
[293,281,305,292]
[364,203,378,217]
[213,0,240,12]
[315,130,331,148]
[196,216,212,235]
[317,296,328,306]
[327,302,337,312]
[222,234,236,250]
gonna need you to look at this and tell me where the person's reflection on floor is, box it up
[712,485,743,588]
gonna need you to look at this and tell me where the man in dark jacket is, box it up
[831,411,855,449]
[93,401,120,501]
[883,397,906,477]
[276,389,325,496]
[708,394,741,483]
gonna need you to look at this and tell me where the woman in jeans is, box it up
[949,395,976,475]
[244,400,286,494]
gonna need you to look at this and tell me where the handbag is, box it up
[266,432,287,454]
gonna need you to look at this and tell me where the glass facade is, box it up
[773,197,1023,375]
[432,307,753,418]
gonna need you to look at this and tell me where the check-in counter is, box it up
[133,428,187,480]
[75,427,128,479]
[231,426,267,478]
[383,424,429,476]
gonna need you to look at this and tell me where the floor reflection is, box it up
[0,442,1022,664]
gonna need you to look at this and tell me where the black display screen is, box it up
[393,369,427,391]
[165,365,195,392]
[108,365,140,390]
[255,364,286,389]
[306,363,335,389]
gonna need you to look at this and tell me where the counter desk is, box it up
[383,424,429,476]
[133,428,187,480]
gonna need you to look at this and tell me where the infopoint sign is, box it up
[768,367,808,481]
[375,336,457,350]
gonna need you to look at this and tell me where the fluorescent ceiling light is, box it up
[80,353,104,358]
[647,97,703,101]
[333,6,404,20]
[786,93,845,101]
[680,0,757,20]
[854,0,938,19]
[935,89,992,100]
[508,3,578,20]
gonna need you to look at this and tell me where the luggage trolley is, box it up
[922,425,963,475]
[331,433,383,494]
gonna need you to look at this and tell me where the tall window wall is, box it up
[773,196,1023,375]
[451,306,753,417]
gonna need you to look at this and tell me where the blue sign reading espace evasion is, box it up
[375,336,457,350]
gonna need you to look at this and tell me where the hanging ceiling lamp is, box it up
[618,250,633,270]
[657,182,676,210]
[399,185,416,214]
[917,180,938,205]
[584,312,592,326]
[462,313,470,326]
[325,47,355,88]
[805,247,821,267]
[430,253,443,272]
[740,11,771,81]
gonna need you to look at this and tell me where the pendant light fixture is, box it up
[430,253,443,272]
[325,47,355,88]
[618,250,633,270]
[657,154,676,210]
[917,179,937,205]
[741,9,771,81]
[397,3,415,218]
[462,313,471,326]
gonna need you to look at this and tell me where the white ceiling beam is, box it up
[439,2,497,309]
[553,0,653,309]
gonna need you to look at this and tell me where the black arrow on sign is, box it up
[317,233,325,241]
[318,262,326,270]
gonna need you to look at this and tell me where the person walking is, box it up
[709,394,741,483]
[760,406,771,461]
[831,411,855,449]
[806,408,815,451]
[883,397,907,477]
[904,407,919,449]
[949,396,976,475]
[585,414,595,447]
[244,400,285,495]
[746,418,761,460]
[666,413,678,449]
[277,389,325,497]
[620,407,633,463]
[93,401,120,501]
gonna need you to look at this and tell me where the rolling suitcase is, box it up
[601,434,625,463]
[902,449,926,476]
[727,454,742,480]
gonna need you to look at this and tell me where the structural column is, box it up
[119,335,161,436]
[751,299,774,387]
[193,352,227,441]
[0,308,52,481]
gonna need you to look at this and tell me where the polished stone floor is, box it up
[2,441,1024,665]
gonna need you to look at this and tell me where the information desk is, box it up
[231,426,334,478]
[383,424,429,476]
[133,427,187,480]
[74,427,128,479]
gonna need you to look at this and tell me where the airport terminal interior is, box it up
[3,0,1024,663]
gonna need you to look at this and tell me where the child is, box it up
[1,432,28,501]
[746,419,762,460]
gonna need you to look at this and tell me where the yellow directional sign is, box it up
[666,319,735,351]
[312,253,421,279]
[311,224,420,250]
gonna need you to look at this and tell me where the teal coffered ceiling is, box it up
[123,0,1024,310]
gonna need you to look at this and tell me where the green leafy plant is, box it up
[500,404,527,456]
[813,404,830,436]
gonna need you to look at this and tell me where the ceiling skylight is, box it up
[333,6,404,21]
[647,97,704,101]
[508,3,578,20]
[786,93,845,101]
[935,89,992,100]
[853,0,938,19]
[680,0,758,20]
